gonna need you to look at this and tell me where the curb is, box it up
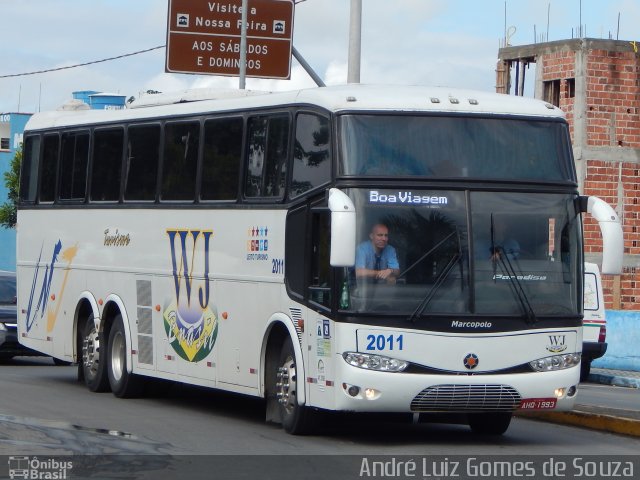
[516,409,640,438]
[588,373,640,389]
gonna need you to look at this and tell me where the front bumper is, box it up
[333,361,580,414]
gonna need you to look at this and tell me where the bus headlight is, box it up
[343,352,409,372]
[529,353,581,372]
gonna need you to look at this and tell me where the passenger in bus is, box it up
[355,223,400,284]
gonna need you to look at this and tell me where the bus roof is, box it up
[25,84,565,131]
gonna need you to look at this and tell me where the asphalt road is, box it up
[1,357,639,459]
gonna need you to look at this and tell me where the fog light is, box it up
[348,385,360,397]
[554,388,566,398]
[567,386,577,397]
[364,388,378,400]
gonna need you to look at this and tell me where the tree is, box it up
[0,146,21,229]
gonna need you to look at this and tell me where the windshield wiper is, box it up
[408,251,461,323]
[490,215,537,324]
[407,229,463,323]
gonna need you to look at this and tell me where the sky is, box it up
[1,0,639,114]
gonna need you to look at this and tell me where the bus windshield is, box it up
[339,114,574,181]
[340,189,582,319]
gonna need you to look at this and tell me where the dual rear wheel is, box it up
[80,313,142,397]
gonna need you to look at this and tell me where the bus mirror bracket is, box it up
[581,195,624,275]
[328,188,356,267]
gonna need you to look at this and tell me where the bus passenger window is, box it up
[245,115,289,199]
[20,135,40,203]
[202,117,242,201]
[125,125,160,201]
[59,131,89,201]
[309,211,331,308]
[162,121,200,201]
[39,135,59,203]
[91,128,124,202]
[290,113,331,199]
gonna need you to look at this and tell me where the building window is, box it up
[566,78,576,98]
[0,138,9,150]
[544,79,561,107]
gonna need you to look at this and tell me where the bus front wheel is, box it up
[107,314,143,398]
[81,315,109,392]
[276,337,313,434]
[468,412,512,435]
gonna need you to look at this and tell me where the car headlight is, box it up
[343,352,409,372]
[529,353,581,372]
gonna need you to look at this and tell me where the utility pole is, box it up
[347,0,362,83]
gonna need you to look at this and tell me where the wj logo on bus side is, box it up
[164,229,219,362]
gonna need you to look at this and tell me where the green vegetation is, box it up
[0,146,20,229]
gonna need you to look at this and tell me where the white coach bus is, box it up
[17,85,623,435]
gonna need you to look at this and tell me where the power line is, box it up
[0,45,166,79]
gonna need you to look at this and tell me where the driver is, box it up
[355,223,400,284]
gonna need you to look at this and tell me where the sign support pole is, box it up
[292,46,325,87]
[347,0,362,84]
[239,0,249,89]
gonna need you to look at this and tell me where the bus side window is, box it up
[125,124,160,201]
[309,211,331,308]
[285,203,307,301]
[59,131,90,201]
[201,117,243,201]
[289,113,331,199]
[39,134,59,203]
[245,114,289,199]
[20,135,41,203]
[161,121,200,201]
[91,128,124,202]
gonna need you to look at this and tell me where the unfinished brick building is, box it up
[497,38,640,310]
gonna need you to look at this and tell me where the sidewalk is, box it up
[589,367,640,389]
[517,368,640,437]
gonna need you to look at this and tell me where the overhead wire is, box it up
[0,45,166,79]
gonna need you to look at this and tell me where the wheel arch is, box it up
[261,312,306,406]
[73,292,100,363]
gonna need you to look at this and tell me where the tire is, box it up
[275,337,313,434]
[107,314,143,398]
[468,412,512,435]
[580,359,592,382]
[81,315,110,392]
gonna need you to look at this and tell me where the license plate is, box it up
[519,398,557,410]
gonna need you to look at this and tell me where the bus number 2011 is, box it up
[366,334,404,351]
[271,258,284,274]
